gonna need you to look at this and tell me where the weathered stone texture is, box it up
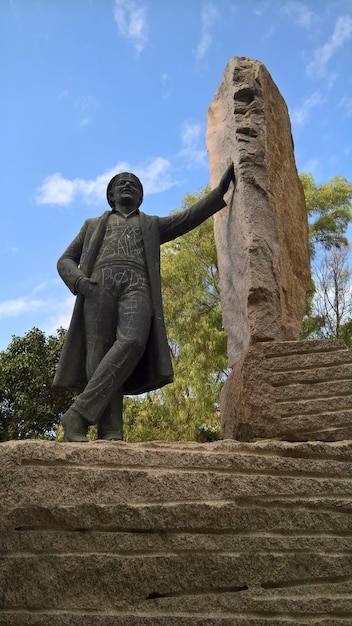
[1,439,352,624]
[206,57,311,366]
[221,339,352,442]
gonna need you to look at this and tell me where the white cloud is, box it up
[43,295,76,334]
[32,278,61,295]
[299,158,322,180]
[77,95,97,127]
[177,121,207,168]
[292,91,325,126]
[0,290,75,336]
[0,297,47,320]
[283,1,315,28]
[307,15,352,80]
[253,1,271,18]
[135,158,177,194]
[2,245,19,254]
[58,88,69,100]
[181,122,202,147]
[36,158,176,207]
[339,95,352,117]
[113,0,148,53]
[194,1,219,63]
[161,72,172,99]
[36,173,77,205]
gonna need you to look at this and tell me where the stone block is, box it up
[221,339,352,441]
[206,57,311,366]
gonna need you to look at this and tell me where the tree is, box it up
[315,246,352,344]
[302,245,352,347]
[123,188,228,442]
[300,173,352,342]
[300,173,352,256]
[0,327,75,441]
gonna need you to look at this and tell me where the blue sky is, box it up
[1,0,352,350]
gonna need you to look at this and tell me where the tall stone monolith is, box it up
[206,57,311,367]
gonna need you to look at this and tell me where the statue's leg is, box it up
[62,284,118,442]
[72,274,151,427]
[97,389,124,441]
[84,282,118,381]
[84,285,123,440]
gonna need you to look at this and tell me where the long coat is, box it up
[53,188,226,395]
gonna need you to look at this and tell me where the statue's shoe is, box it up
[97,430,123,441]
[62,409,89,442]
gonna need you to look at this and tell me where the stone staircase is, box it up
[221,339,352,443]
[1,438,352,624]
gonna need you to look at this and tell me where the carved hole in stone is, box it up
[147,592,163,599]
[233,100,259,114]
[233,86,255,104]
[146,585,249,599]
[261,574,351,590]
[248,287,270,304]
[236,125,258,138]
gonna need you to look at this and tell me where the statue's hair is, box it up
[106,172,143,208]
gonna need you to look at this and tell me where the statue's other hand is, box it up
[219,163,236,196]
[78,277,98,298]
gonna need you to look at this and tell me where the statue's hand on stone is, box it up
[218,163,236,196]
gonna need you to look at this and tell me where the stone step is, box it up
[266,347,352,372]
[265,412,352,442]
[1,440,352,625]
[272,379,352,401]
[221,339,352,442]
[270,363,352,386]
[263,339,347,357]
[276,395,352,417]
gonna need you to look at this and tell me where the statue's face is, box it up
[112,175,142,208]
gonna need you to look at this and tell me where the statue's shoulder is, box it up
[139,211,159,223]
[84,210,110,229]
[94,210,111,222]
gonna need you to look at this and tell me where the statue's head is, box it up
[106,172,144,209]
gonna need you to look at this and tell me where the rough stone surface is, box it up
[1,439,352,624]
[206,57,311,367]
[221,339,352,442]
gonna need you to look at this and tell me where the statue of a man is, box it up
[54,165,235,441]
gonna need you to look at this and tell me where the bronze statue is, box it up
[54,165,235,441]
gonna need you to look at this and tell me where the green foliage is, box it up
[300,173,352,256]
[197,419,221,442]
[300,287,326,340]
[123,188,228,442]
[300,173,352,344]
[0,327,75,441]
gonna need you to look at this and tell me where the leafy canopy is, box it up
[300,173,352,342]
[300,173,352,255]
[0,327,75,441]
